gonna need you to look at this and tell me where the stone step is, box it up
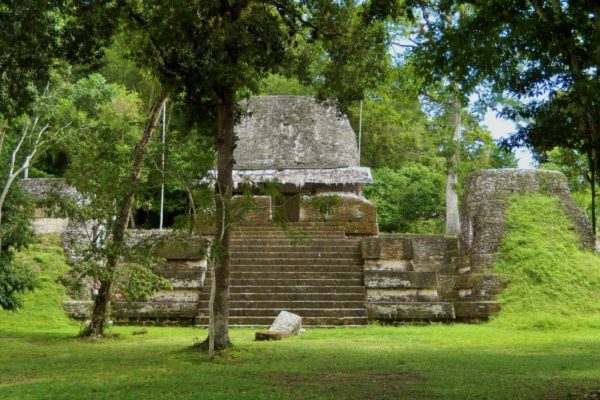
[225,285,365,294]
[230,251,361,260]
[194,316,368,326]
[228,264,363,273]
[230,245,361,253]
[198,307,367,318]
[234,224,344,230]
[231,239,361,246]
[198,300,366,309]
[232,226,344,234]
[198,292,366,302]
[227,271,364,280]
[232,230,346,239]
[203,277,364,286]
[230,258,362,266]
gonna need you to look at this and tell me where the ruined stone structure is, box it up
[20,178,83,234]
[22,98,597,326]
[362,169,595,322]
[230,96,378,236]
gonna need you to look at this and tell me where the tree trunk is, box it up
[445,95,461,236]
[82,92,168,337]
[199,87,235,351]
[587,147,597,236]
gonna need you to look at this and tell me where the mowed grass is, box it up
[1,194,599,400]
[0,325,599,400]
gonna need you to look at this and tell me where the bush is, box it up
[364,166,444,233]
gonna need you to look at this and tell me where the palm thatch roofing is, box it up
[229,96,371,186]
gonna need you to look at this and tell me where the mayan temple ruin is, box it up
[23,95,595,326]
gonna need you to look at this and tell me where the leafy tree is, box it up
[407,0,600,232]
[0,184,35,311]
[348,63,441,169]
[0,0,119,311]
[365,166,445,233]
[0,69,78,310]
[124,0,398,353]
[0,0,117,116]
[53,73,169,337]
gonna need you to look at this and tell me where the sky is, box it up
[483,111,534,169]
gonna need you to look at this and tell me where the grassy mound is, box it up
[489,193,600,330]
[0,235,78,332]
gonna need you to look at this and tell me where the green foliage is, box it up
[349,64,441,170]
[409,0,600,195]
[490,193,600,330]
[0,183,36,311]
[365,166,445,233]
[258,74,314,96]
[0,1,118,116]
[114,263,171,302]
[539,147,588,192]
[0,235,75,330]
[302,194,342,215]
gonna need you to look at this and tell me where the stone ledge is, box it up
[366,302,455,320]
[364,271,438,289]
[453,301,501,319]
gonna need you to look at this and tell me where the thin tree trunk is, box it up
[587,147,597,235]
[83,92,168,337]
[445,95,461,236]
[199,87,235,351]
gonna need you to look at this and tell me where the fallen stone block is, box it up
[255,311,302,341]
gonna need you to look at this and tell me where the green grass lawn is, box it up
[0,325,598,399]
[0,195,599,399]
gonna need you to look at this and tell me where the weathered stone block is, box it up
[361,237,413,260]
[436,274,457,301]
[299,194,378,235]
[111,301,198,318]
[32,218,69,234]
[366,288,439,303]
[153,234,208,260]
[454,274,509,299]
[269,310,302,336]
[366,302,455,320]
[364,271,438,289]
[63,300,92,320]
[234,195,272,225]
[453,301,500,319]
[364,259,413,272]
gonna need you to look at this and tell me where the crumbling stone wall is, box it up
[299,193,378,235]
[461,169,595,272]
[361,234,507,322]
[63,229,209,326]
[20,178,84,234]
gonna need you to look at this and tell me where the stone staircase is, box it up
[195,223,368,326]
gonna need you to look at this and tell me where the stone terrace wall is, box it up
[361,234,508,322]
[362,235,458,321]
[63,230,209,326]
[461,169,595,272]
